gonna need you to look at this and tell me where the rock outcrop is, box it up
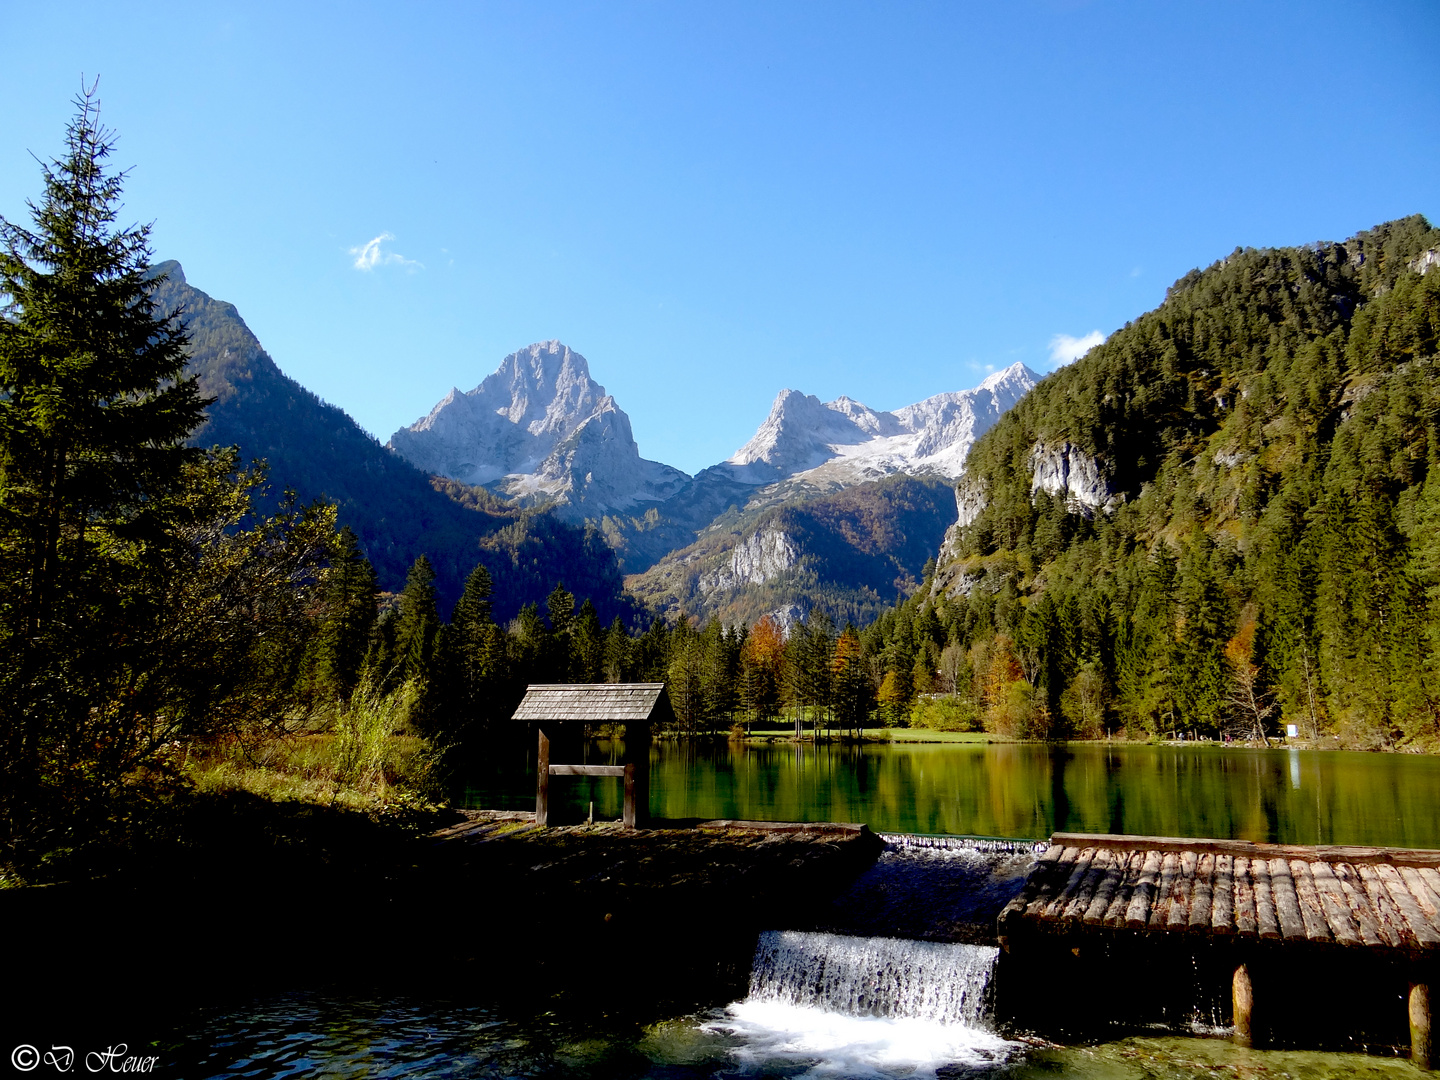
[697,528,798,595]
[388,341,687,519]
[1028,441,1114,517]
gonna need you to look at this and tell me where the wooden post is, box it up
[622,762,636,829]
[633,728,650,828]
[1232,962,1254,1047]
[1412,982,1432,1070]
[536,728,550,826]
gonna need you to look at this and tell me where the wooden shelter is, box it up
[510,683,672,829]
[1001,832,1440,1065]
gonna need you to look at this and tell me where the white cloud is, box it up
[1048,330,1105,366]
[349,232,422,272]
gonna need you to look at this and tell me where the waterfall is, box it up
[879,833,1049,857]
[746,930,999,1026]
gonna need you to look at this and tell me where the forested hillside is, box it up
[626,476,958,628]
[866,216,1440,747]
[152,263,639,623]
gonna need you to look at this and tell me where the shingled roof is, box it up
[511,683,671,725]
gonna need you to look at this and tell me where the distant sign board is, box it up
[1286,724,1299,738]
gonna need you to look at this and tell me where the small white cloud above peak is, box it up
[1048,330,1105,367]
[350,233,422,273]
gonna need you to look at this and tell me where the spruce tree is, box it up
[395,555,442,684]
[304,526,377,705]
[0,84,208,833]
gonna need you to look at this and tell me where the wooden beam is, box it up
[1233,962,1255,1048]
[548,764,627,777]
[623,762,637,829]
[1412,982,1432,1070]
[1049,832,1440,870]
[535,729,550,827]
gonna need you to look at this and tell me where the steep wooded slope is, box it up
[628,476,958,628]
[886,216,1440,744]
[151,263,636,622]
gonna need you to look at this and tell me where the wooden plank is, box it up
[1189,852,1216,931]
[1065,849,1112,921]
[1254,857,1281,940]
[1310,860,1362,946]
[548,764,627,777]
[1415,868,1440,918]
[1125,850,1164,929]
[1359,864,1420,950]
[1290,859,1332,943]
[1049,833,1440,869]
[1233,856,1258,937]
[1149,851,1181,929]
[1101,852,1140,926]
[1029,846,1083,918]
[1167,850,1198,930]
[1000,844,1064,928]
[1270,858,1307,941]
[1084,852,1125,924]
[1398,867,1440,947]
[1331,862,1384,948]
[1046,847,1098,919]
[1375,864,1440,948]
[1210,853,1235,934]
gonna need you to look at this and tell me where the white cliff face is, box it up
[936,474,989,567]
[721,363,1039,488]
[1411,248,1440,276]
[698,528,798,595]
[388,341,687,517]
[953,475,989,530]
[1028,441,1114,517]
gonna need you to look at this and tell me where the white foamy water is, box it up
[749,929,999,1024]
[706,930,1015,1077]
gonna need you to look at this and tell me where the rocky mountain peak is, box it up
[720,363,1041,489]
[388,341,687,519]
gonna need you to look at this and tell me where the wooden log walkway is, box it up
[1000,832,1440,1065]
[1000,832,1440,955]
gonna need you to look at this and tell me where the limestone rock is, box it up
[1028,441,1115,517]
[388,341,687,519]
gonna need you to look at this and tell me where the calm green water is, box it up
[462,740,1440,847]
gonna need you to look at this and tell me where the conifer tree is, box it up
[0,84,212,831]
[304,526,377,705]
[395,556,442,680]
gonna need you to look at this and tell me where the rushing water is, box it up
[462,739,1440,847]
[746,930,1000,1025]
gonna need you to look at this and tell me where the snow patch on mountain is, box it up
[720,363,1039,488]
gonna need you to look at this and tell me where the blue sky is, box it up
[3,1,1438,475]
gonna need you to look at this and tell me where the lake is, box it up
[460,739,1440,848]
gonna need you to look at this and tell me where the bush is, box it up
[909,698,983,732]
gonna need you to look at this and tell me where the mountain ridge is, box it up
[389,346,1039,577]
[149,263,639,623]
